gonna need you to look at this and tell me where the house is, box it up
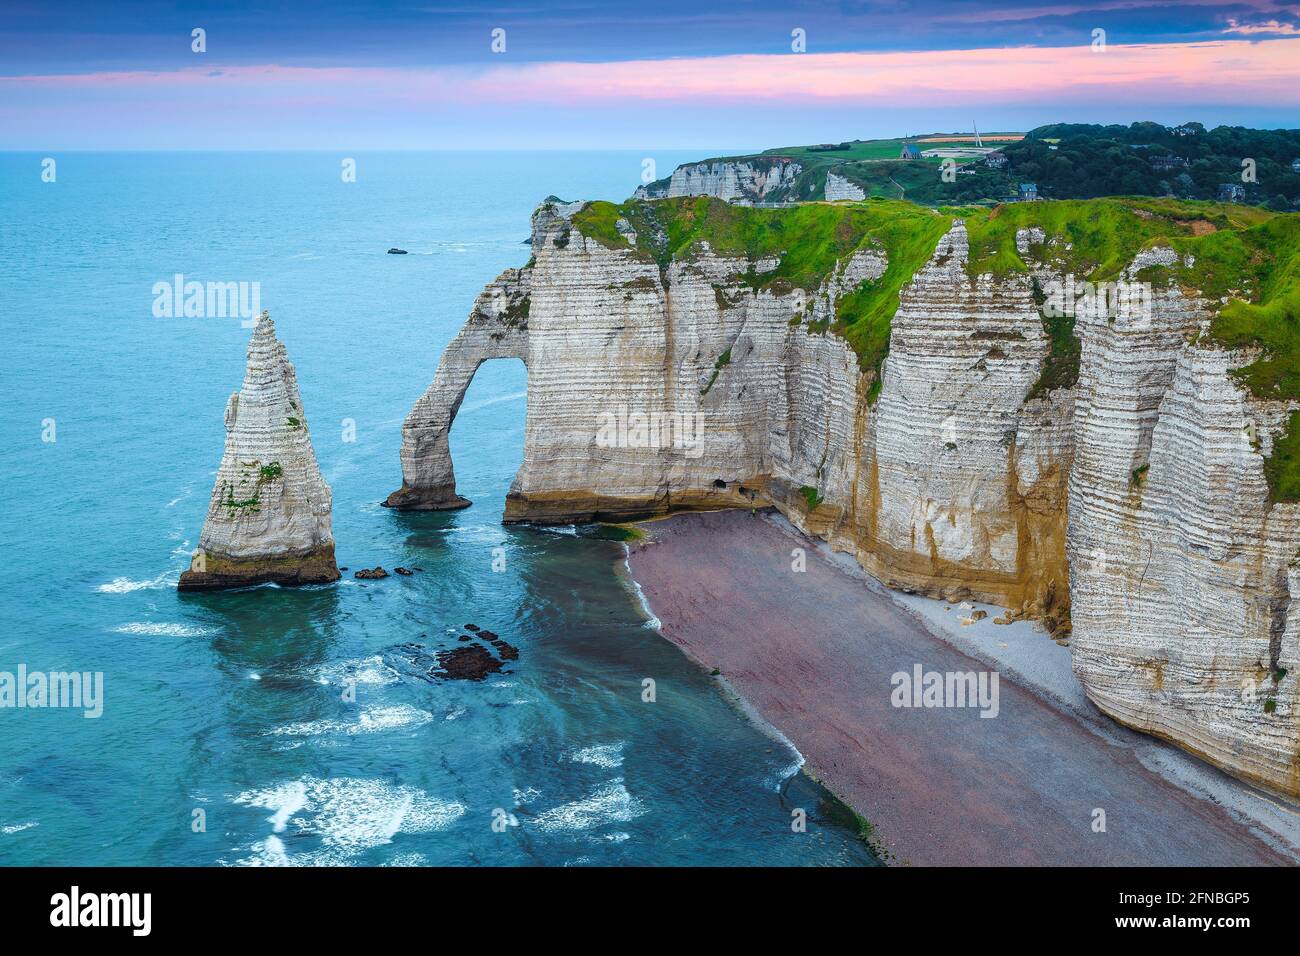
[899,143,922,160]
[1292,158,1300,173]
[985,152,1008,169]
[1217,183,1246,202]
[1150,155,1187,172]
[1018,182,1039,201]
[1172,125,1200,137]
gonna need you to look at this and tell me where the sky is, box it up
[2,0,1299,149]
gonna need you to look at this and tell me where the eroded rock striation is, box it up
[634,157,802,204]
[391,196,1300,796]
[179,312,338,590]
[824,170,867,202]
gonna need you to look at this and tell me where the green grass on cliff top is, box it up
[941,198,1300,501]
[956,197,1275,280]
[571,195,1300,498]
[571,196,953,380]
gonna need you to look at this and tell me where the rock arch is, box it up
[384,267,530,510]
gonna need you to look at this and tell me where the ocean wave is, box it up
[231,776,466,864]
[165,487,193,509]
[566,742,625,769]
[620,549,661,629]
[96,571,178,593]
[311,656,400,688]
[263,781,308,833]
[266,704,432,738]
[112,622,214,637]
[234,834,294,867]
[531,778,646,833]
[2,822,38,835]
[539,525,581,537]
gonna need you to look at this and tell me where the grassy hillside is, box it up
[643,123,1300,210]
[642,133,1013,203]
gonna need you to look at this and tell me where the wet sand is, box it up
[625,509,1296,866]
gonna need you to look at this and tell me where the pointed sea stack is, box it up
[179,312,339,591]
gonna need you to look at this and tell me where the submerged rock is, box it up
[431,644,504,681]
[179,312,338,591]
[394,566,414,576]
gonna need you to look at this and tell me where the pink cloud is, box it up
[467,38,1300,105]
[4,37,1297,148]
[6,38,1297,109]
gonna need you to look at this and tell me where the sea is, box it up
[0,151,877,866]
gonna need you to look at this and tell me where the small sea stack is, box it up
[179,311,339,591]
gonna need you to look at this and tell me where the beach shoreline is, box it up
[623,508,1300,866]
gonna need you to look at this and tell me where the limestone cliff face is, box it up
[635,158,802,204]
[824,171,867,202]
[391,199,1300,795]
[1068,255,1300,794]
[392,206,1072,620]
[180,312,338,590]
[855,223,1074,630]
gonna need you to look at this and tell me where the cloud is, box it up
[464,39,1300,105]
[9,37,1299,106]
[1223,18,1300,35]
[5,37,1298,148]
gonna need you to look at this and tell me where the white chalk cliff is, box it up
[635,158,803,204]
[824,170,867,202]
[180,312,338,590]
[391,199,1299,796]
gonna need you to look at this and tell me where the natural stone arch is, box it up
[384,267,530,511]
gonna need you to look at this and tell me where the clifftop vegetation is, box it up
[569,193,1300,497]
[648,122,1300,210]
[571,196,953,379]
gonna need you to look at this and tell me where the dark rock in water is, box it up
[394,566,414,576]
[387,247,408,255]
[355,566,389,579]
[431,644,503,681]
[490,639,519,661]
[477,629,499,641]
[339,567,349,572]
[464,624,480,632]
[458,634,472,642]
[522,237,532,245]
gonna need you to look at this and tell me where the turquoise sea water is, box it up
[0,152,876,865]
